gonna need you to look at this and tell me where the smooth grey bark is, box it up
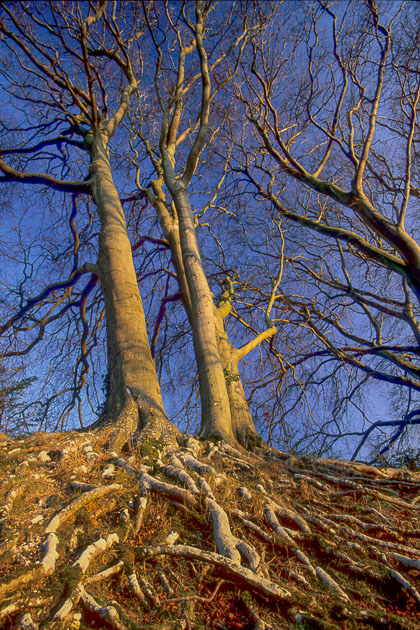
[0,0,181,447]
[175,187,235,443]
[138,0,266,446]
[213,305,263,448]
[89,133,179,450]
[151,185,262,447]
[162,179,235,444]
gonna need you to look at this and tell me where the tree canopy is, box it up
[0,0,419,463]
[0,3,420,628]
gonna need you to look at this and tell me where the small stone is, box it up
[31,514,44,524]
[165,531,179,545]
[239,487,252,500]
[18,612,38,630]
[120,508,130,523]
[185,437,201,456]
[256,483,267,494]
[78,465,88,474]
[82,444,93,453]
[102,464,115,479]
[38,451,51,463]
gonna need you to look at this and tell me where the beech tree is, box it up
[227,0,420,459]
[0,0,179,449]
[129,0,277,447]
[0,6,419,628]
[0,0,418,462]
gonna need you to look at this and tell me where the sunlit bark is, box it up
[89,133,176,448]
[0,1,177,447]
[136,0,272,445]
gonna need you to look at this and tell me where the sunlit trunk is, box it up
[157,199,260,446]
[213,309,263,448]
[167,182,234,443]
[90,133,177,448]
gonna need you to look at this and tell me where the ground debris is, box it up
[0,431,419,629]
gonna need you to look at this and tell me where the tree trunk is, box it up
[167,181,234,443]
[213,308,263,449]
[153,189,261,447]
[89,133,178,450]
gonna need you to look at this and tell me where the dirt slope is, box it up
[0,430,419,629]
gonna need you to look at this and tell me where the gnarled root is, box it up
[1,433,419,629]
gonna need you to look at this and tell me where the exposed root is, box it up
[133,494,148,535]
[178,451,216,476]
[78,585,126,630]
[45,484,122,534]
[127,571,148,607]
[239,594,274,630]
[140,472,197,506]
[389,552,420,570]
[315,566,350,601]
[158,570,174,596]
[139,544,291,600]
[389,568,420,605]
[264,502,296,545]
[52,534,120,624]
[138,577,159,607]
[0,432,419,629]
[232,509,273,543]
[87,561,124,584]
[158,462,200,495]
[207,498,260,570]
[74,533,120,573]
[0,599,53,624]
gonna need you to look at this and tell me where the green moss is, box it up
[243,432,264,451]
[64,565,83,592]
[74,506,93,527]
[241,590,253,606]
[139,437,164,460]
[83,133,94,148]
[205,432,223,444]
[0,563,33,586]
[223,367,241,385]
[118,542,134,572]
